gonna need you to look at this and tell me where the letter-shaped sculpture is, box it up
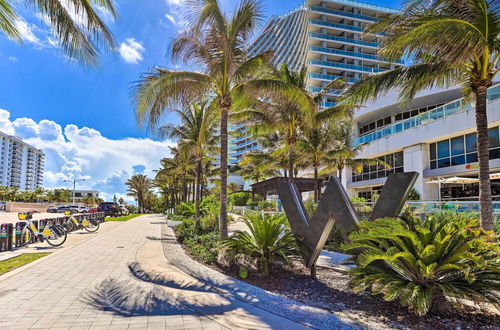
[277,172,418,271]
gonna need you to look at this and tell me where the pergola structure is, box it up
[250,177,323,197]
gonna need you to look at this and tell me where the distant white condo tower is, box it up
[0,132,45,191]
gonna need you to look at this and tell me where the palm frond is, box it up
[0,0,19,40]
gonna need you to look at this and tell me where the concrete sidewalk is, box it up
[0,214,314,329]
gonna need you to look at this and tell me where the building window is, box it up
[429,127,500,169]
[352,151,404,182]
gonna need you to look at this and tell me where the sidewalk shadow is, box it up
[81,262,237,318]
[128,262,211,293]
[81,278,197,317]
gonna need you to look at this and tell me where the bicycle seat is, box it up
[18,211,34,220]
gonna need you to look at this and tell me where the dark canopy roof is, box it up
[250,176,323,196]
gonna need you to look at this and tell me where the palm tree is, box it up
[125,174,154,213]
[160,102,218,228]
[0,0,116,65]
[133,0,296,239]
[238,150,280,184]
[341,0,499,230]
[324,121,389,183]
[235,63,348,183]
[297,121,336,201]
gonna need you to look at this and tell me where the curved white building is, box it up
[231,0,401,167]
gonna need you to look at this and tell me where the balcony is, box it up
[309,59,384,73]
[309,18,365,33]
[309,45,402,64]
[308,73,358,83]
[309,5,379,22]
[354,84,500,146]
[309,32,378,48]
[307,86,343,96]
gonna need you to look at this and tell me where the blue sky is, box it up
[0,0,401,201]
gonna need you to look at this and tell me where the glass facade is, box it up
[355,84,500,146]
[429,127,500,169]
[352,151,404,182]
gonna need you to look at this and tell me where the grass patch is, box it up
[105,214,141,222]
[0,253,51,275]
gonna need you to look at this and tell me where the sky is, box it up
[0,0,401,202]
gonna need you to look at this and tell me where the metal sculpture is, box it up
[277,172,418,273]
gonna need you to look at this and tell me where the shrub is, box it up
[342,212,500,316]
[222,213,298,276]
[200,195,219,216]
[257,200,277,211]
[183,231,219,264]
[228,192,252,206]
[175,202,195,218]
[174,218,219,264]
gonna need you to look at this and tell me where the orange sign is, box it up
[465,164,479,170]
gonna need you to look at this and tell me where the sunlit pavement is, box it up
[0,214,309,329]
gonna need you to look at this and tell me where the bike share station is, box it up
[0,212,105,259]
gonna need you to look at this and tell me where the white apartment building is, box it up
[232,0,401,171]
[343,84,500,201]
[0,132,45,191]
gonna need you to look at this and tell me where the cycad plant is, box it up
[222,213,298,276]
[342,0,500,230]
[0,0,116,65]
[342,212,500,316]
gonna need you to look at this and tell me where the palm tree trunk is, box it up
[195,159,202,229]
[314,165,319,202]
[338,166,343,183]
[288,139,295,183]
[219,104,230,239]
[475,86,494,231]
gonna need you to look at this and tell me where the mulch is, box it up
[173,228,499,329]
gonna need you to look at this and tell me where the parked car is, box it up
[89,207,98,213]
[47,206,59,213]
[97,202,120,216]
[118,205,129,216]
[77,206,89,213]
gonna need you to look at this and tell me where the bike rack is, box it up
[0,212,106,251]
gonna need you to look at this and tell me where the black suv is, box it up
[97,202,120,216]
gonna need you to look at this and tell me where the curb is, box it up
[159,218,362,330]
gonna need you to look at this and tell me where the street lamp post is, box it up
[63,178,86,204]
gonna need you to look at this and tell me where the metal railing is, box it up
[354,84,500,146]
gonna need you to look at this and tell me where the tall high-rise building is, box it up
[0,132,44,191]
[230,0,402,168]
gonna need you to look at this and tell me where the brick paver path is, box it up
[0,215,229,329]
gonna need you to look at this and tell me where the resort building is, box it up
[343,84,500,201]
[231,0,402,171]
[0,131,45,191]
[72,190,100,204]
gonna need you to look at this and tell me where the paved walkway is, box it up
[0,215,311,329]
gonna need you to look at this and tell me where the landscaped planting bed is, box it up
[170,212,500,330]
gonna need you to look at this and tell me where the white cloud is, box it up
[165,0,185,4]
[14,18,41,45]
[95,5,116,23]
[165,14,177,25]
[8,56,18,62]
[118,38,145,64]
[0,109,175,202]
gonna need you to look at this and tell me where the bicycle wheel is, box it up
[20,227,33,246]
[83,219,99,233]
[65,219,75,232]
[46,225,67,247]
